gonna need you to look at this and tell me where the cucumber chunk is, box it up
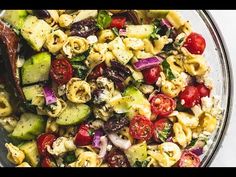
[125,141,147,166]
[123,86,151,119]
[22,84,43,101]
[21,52,51,85]
[126,25,153,39]
[1,10,28,30]
[18,140,40,167]
[56,102,91,126]
[11,113,46,140]
[21,15,52,51]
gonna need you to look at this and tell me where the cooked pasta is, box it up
[66,78,91,103]
[45,30,67,53]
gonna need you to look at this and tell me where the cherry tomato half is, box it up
[87,62,106,80]
[179,86,200,108]
[196,83,210,98]
[74,124,94,146]
[178,151,201,167]
[110,17,126,29]
[153,118,173,143]
[150,94,176,117]
[183,32,206,55]
[37,133,57,156]
[129,115,154,141]
[41,156,57,167]
[106,149,130,167]
[142,65,161,85]
[50,58,73,85]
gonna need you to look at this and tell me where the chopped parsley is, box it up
[162,59,176,80]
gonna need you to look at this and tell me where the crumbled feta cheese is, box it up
[16,57,25,68]
[47,137,76,156]
[57,84,66,96]
[106,144,112,151]
[87,35,98,44]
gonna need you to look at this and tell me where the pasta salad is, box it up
[0,10,222,167]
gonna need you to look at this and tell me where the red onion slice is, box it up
[108,133,131,150]
[43,86,57,105]
[133,56,163,71]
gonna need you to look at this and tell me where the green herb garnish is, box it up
[133,160,150,167]
[162,59,176,80]
[63,152,76,164]
[96,10,112,30]
[111,27,119,36]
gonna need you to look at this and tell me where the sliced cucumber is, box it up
[21,15,52,51]
[11,113,46,140]
[126,25,153,39]
[123,86,151,119]
[21,52,51,85]
[56,102,91,126]
[22,84,43,101]
[18,140,40,167]
[125,141,147,166]
[146,10,169,19]
[1,10,28,30]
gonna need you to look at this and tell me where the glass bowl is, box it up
[0,10,233,167]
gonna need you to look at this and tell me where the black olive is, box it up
[110,60,131,78]
[70,17,98,38]
[33,10,50,19]
[103,68,125,82]
[103,114,129,133]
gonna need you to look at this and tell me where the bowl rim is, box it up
[199,10,234,167]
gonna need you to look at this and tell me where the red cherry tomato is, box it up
[87,62,106,80]
[106,149,130,167]
[179,86,200,108]
[196,83,210,98]
[150,94,176,117]
[129,115,153,141]
[178,151,201,167]
[183,32,206,55]
[37,133,57,156]
[142,65,161,85]
[74,124,93,146]
[110,17,126,29]
[153,118,173,143]
[50,58,73,85]
[41,156,57,167]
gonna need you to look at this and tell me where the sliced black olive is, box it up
[33,10,50,19]
[70,17,98,38]
[103,68,125,82]
[103,114,129,133]
[110,60,131,78]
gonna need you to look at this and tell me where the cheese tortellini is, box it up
[148,142,181,167]
[199,112,217,133]
[0,93,13,117]
[182,47,208,76]
[0,116,18,133]
[143,36,169,55]
[45,29,67,53]
[160,71,186,98]
[5,143,25,165]
[62,36,89,58]
[176,112,199,129]
[68,151,102,167]
[66,78,91,103]
[173,122,192,148]
[98,29,115,43]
